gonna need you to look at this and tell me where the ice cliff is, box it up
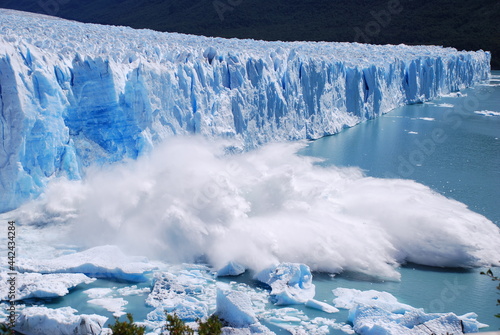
[0,9,491,212]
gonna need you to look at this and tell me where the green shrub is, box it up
[197,314,222,335]
[162,313,222,335]
[0,322,13,335]
[109,313,146,335]
[163,314,194,335]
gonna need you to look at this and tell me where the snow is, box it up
[332,288,487,335]
[16,245,156,282]
[255,263,315,305]
[216,283,258,328]
[14,306,107,335]
[0,272,94,301]
[0,8,491,212]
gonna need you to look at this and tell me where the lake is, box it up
[300,70,500,333]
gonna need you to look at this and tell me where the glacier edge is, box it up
[0,9,491,212]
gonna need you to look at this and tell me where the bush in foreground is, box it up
[197,314,223,335]
[109,313,145,335]
[163,314,194,335]
[163,313,222,335]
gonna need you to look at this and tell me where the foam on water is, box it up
[10,137,500,280]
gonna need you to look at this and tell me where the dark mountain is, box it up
[1,0,499,69]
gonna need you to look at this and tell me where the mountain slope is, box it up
[1,0,498,69]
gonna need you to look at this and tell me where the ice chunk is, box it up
[146,265,216,322]
[333,288,486,335]
[255,263,315,305]
[349,305,483,335]
[332,288,413,312]
[117,285,151,296]
[88,297,128,317]
[217,262,246,277]
[216,283,258,328]
[261,307,350,335]
[83,288,114,299]
[474,110,500,116]
[16,245,155,282]
[15,306,107,335]
[305,299,339,314]
[83,286,149,317]
[0,272,94,301]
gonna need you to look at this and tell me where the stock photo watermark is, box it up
[213,0,244,22]
[5,220,17,331]
[37,0,70,16]
[354,0,412,43]
[387,84,495,179]
[192,161,242,210]
[428,276,467,313]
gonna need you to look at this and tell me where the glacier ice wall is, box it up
[0,9,491,212]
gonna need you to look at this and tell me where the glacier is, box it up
[0,9,491,212]
[332,288,488,334]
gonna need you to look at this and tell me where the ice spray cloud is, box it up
[14,137,500,280]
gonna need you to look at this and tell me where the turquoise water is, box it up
[300,71,500,332]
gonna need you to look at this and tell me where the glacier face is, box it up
[0,9,491,212]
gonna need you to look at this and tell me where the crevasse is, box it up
[0,9,491,212]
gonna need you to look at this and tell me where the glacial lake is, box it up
[299,70,500,332]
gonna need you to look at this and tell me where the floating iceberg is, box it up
[217,262,246,277]
[216,283,259,328]
[16,245,156,282]
[146,265,216,322]
[87,297,128,318]
[332,288,487,334]
[0,8,491,212]
[304,299,339,314]
[474,110,500,116]
[0,272,94,301]
[15,306,107,335]
[261,307,352,335]
[255,263,315,305]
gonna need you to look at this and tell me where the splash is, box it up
[12,137,500,280]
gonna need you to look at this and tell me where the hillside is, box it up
[1,0,499,69]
